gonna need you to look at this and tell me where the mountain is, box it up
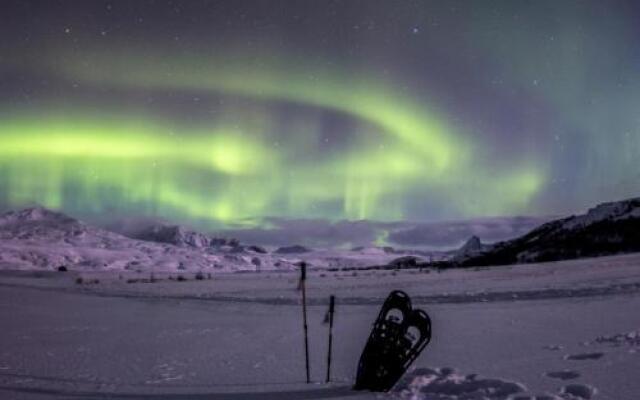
[453,235,491,261]
[457,197,640,266]
[274,245,311,254]
[0,207,291,272]
[5,197,638,272]
[131,224,239,249]
[0,206,127,247]
[386,216,549,249]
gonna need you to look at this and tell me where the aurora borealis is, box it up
[1,1,639,236]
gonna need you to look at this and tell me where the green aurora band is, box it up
[0,51,544,226]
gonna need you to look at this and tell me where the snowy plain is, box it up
[1,252,639,400]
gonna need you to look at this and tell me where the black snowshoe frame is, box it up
[354,290,432,392]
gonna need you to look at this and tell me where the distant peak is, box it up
[0,206,76,224]
[453,235,487,261]
[460,235,482,251]
[132,223,238,248]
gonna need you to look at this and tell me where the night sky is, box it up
[1,0,639,235]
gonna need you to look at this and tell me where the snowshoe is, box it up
[354,290,432,392]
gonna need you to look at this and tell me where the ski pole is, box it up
[300,262,310,383]
[326,295,335,383]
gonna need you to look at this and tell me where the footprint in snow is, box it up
[544,370,581,380]
[394,366,526,400]
[560,383,597,399]
[592,329,640,347]
[511,383,596,400]
[564,352,604,361]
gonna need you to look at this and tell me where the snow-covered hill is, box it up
[452,235,491,261]
[457,197,640,266]
[0,207,296,272]
[8,196,635,272]
[131,223,239,249]
[0,207,411,272]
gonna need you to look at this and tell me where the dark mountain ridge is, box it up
[457,197,640,266]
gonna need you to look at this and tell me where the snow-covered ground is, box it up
[1,252,639,400]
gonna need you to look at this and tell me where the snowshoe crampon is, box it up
[354,290,432,392]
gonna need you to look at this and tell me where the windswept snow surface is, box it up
[0,252,639,399]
